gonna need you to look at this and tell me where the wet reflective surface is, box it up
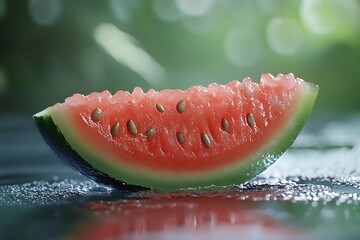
[1,115,360,239]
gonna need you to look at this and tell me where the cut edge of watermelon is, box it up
[34,82,318,190]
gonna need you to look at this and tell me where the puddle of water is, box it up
[1,176,359,207]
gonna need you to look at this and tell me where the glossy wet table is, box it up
[1,115,360,240]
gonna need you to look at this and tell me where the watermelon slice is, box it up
[33,73,318,190]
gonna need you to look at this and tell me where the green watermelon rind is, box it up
[34,83,318,190]
[33,114,149,191]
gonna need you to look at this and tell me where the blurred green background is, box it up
[0,0,359,115]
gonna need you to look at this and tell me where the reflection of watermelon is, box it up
[71,198,300,240]
[34,73,318,190]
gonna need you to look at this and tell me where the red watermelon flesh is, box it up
[33,73,318,190]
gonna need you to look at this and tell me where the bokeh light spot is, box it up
[224,29,261,67]
[182,16,212,33]
[94,23,166,86]
[152,0,183,22]
[109,0,142,22]
[29,0,62,26]
[175,0,214,17]
[256,0,291,15]
[267,18,302,55]
[300,0,340,34]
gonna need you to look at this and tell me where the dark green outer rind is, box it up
[33,115,149,191]
[34,84,318,191]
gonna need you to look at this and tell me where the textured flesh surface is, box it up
[34,73,318,189]
[58,74,305,170]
